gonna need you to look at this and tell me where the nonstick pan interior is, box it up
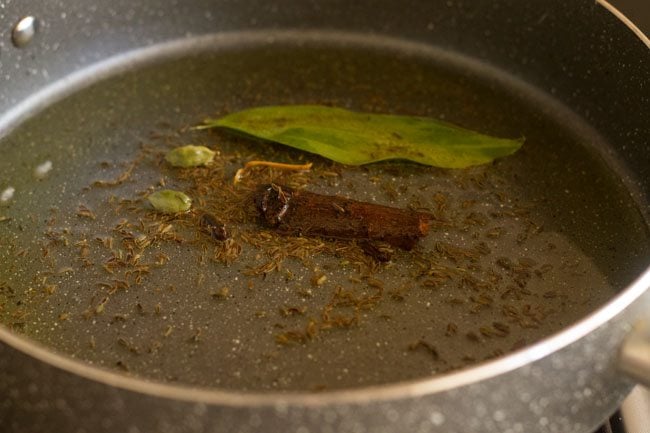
[0,32,648,392]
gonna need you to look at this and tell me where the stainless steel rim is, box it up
[597,0,650,47]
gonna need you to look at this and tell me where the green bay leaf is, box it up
[198,105,523,168]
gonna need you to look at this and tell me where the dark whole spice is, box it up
[254,183,432,250]
[199,213,229,241]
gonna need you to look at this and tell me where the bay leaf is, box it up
[197,105,523,168]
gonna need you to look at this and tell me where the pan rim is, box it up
[597,0,650,48]
[0,23,648,406]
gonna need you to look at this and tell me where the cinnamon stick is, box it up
[254,184,432,250]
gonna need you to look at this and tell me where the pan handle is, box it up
[619,320,650,388]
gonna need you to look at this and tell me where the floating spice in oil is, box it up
[165,145,216,168]
[3,104,622,393]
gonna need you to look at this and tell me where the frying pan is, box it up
[0,0,649,432]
